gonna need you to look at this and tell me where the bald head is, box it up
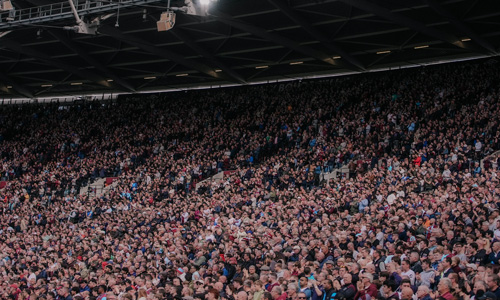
[401,287,413,300]
[214,282,224,291]
[236,291,248,300]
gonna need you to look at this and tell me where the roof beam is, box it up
[47,30,136,92]
[267,0,365,71]
[423,0,497,54]
[210,9,344,69]
[0,0,165,31]
[98,25,234,83]
[1,39,111,89]
[0,71,34,98]
[336,0,485,54]
[170,28,247,84]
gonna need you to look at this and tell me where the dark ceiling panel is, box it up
[238,12,294,31]
[298,1,354,20]
[0,0,498,98]
[211,36,281,56]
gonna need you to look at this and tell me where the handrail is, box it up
[195,171,224,190]
[481,150,500,170]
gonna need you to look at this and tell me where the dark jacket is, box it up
[337,284,356,300]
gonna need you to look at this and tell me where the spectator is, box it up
[415,286,431,300]
[1,59,500,300]
[434,278,453,300]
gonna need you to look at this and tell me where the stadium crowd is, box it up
[1,59,500,300]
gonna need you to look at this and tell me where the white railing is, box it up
[481,150,500,170]
[195,171,224,190]
[0,0,164,30]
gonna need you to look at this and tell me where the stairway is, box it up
[79,178,106,197]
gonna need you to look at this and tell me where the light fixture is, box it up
[107,79,114,82]
[63,0,100,35]
[176,73,189,77]
[461,38,471,42]
[71,82,83,85]
[414,45,429,49]
[255,65,269,69]
[214,69,222,73]
[144,76,156,80]
[332,56,341,59]
[157,11,176,32]
[0,0,13,11]
[7,85,12,88]
[41,84,52,87]
[290,61,303,65]
[376,50,391,54]
[184,0,211,16]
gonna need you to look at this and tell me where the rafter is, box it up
[48,30,136,92]
[1,39,111,89]
[210,9,344,69]
[336,0,486,54]
[267,0,365,71]
[0,71,34,98]
[423,0,496,54]
[98,25,237,84]
[170,28,247,84]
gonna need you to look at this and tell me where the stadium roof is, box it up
[0,0,499,99]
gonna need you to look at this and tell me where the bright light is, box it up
[200,0,210,5]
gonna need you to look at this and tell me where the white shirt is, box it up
[402,269,416,285]
[387,193,396,205]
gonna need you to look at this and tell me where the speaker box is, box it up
[157,11,176,32]
[1,0,13,10]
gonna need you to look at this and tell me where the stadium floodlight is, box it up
[157,10,176,32]
[0,0,13,11]
[184,0,213,16]
[1,0,16,22]
[63,0,99,34]
[156,0,216,31]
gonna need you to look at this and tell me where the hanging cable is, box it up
[115,2,120,27]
